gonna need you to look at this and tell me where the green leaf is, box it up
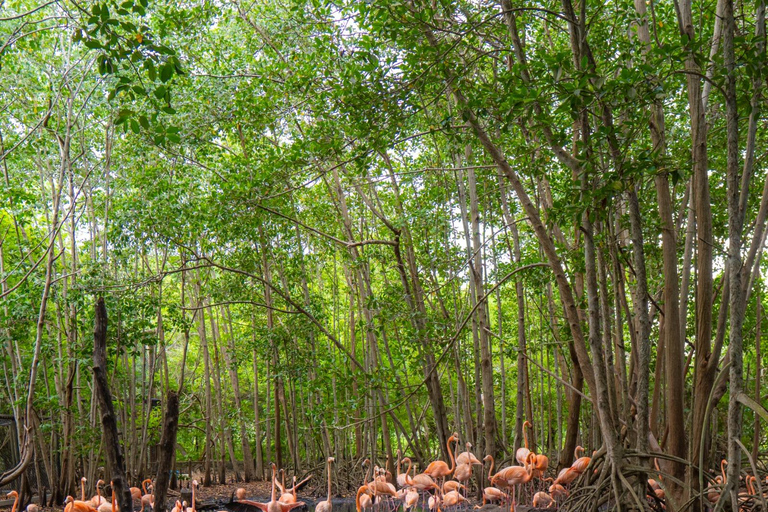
[160,62,173,83]
[146,60,156,81]
[139,116,149,129]
[130,119,140,133]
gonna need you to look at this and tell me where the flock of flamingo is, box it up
[345,428,581,511]
[4,425,767,512]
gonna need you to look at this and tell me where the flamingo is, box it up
[533,454,549,479]
[140,480,153,511]
[404,488,419,511]
[516,421,533,466]
[424,434,458,490]
[455,442,482,466]
[481,455,508,505]
[315,457,334,512]
[404,461,439,492]
[130,486,141,502]
[442,481,464,494]
[279,478,296,506]
[355,460,373,512]
[90,480,107,508]
[404,458,439,509]
[368,467,397,496]
[7,491,19,512]
[706,475,723,504]
[396,453,412,489]
[172,502,183,512]
[396,451,407,488]
[647,478,665,501]
[491,453,535,507]
[570,446,591,474]
[548,482,568,503]
[65,496,98,512]
[27,505,39,512]
[97,482,116,512]
[183,481,197,512]
[738,475,758,510]
[355,486,373,512]
[533,491,555,508]
[441,490,465,508]
[453,463,472,488]
[235,464,306,512]
[427,493,440,511]
[553,466,580,486]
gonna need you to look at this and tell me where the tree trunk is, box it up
[93,298,133,512]
[222,307,255,481]
[153,391,180,512]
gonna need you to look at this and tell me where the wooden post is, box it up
[92,297,133,512]
[154,391,180,512]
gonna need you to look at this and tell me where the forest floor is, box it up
[1,483,545,512]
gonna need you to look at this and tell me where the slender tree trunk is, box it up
[252,339,264,479]
[723,1,746,505]
[93,298,133,512]
[222,307,255,481]
[752,288,761,463]
[153,391,179,512]
[195,283,213,486]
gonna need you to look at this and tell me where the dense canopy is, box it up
[1,0,767,510]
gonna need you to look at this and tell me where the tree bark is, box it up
[154,391,180,512]
[93,298,133,512]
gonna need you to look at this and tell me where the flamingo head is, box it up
[482,455,492,463]
[7,491,18,499]
[97,480,105,488]
[328,457,335,463]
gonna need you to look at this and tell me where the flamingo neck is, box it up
[523,423,530,450]
[405,459,412,479]
[355,488,363,512]
[10,494,18,512]
[82,482,86,501]
[191,484,196,512]
[326,460,332,501]
[111,489,115,512]
[486,457,494,481]
[270,467,276,503]
[447,438,456,473]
